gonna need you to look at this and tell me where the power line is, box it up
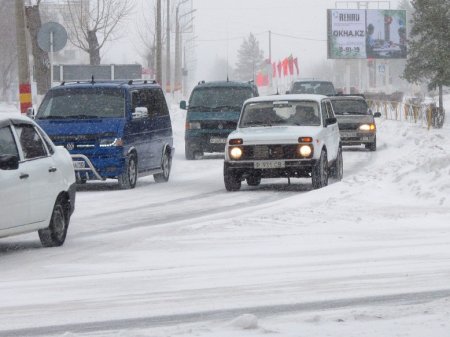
[196,31,325,43]
[271,32,326,42]
[196,31,267,42]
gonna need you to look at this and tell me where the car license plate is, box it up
[210,137,227,144]
[254,161,285,169]
[73,161,86,169]
[341,131,357,137]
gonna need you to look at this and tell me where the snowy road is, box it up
[1,105,450,336]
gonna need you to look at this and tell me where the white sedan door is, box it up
[0,125,30,230]
[13,124,56,225]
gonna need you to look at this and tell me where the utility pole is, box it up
[175,6,180,92]
[15,0,32,114]
[268,30,272,87]
[175,5,194,93]
[156,0,162,84]
[166,0,170,93]
[268,30,272,62]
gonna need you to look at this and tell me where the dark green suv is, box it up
[180,81,258,160]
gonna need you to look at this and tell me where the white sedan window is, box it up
[0,126,19,157]
[14,124,47,159]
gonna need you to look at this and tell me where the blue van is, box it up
[35,80,174,189]
[180,81,258,160]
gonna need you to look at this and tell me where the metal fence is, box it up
[366,99,444,129]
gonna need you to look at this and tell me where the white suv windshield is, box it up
[240,101,321,127]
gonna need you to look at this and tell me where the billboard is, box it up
[327,9,407,59]
[52,64,143,82]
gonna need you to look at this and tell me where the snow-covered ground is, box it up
[0,97,449,337]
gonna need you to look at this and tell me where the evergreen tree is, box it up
[403,0,450,116]
[235,33,265,81]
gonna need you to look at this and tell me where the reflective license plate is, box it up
[254,161,285,169]
[341,131,357,137]
[210,137,227,144]
[73,161,86,169]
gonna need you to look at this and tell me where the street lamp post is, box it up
[175,7,196,94]
[182,35,197,97]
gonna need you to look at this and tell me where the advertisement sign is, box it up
[328,9,407,59]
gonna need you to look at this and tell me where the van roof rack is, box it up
[127,79,157,85]
[332,93,366,98]
[59,79,158,86]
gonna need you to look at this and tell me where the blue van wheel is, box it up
[118,153,137,189]
[154,151,171,183]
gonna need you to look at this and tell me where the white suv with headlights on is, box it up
[223,94,343,191]
[0,113,76,247]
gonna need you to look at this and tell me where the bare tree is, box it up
[65,0,134,65]
[135,2,157,72]
[0,0,18,101]
[25,0,51,95]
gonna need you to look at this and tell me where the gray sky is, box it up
[192,0,402,80]
[104,0,402,82]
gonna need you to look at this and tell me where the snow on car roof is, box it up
[0,112,33,128]
[244,94,328,104]
[0,112,31,122]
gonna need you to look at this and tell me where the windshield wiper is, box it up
[65,114,99,119]
[244,123,275,128]
[188,105,211,111]
[36,115,68,119]
[211,105,241,111]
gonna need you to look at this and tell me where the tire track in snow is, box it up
[2,288,450,336]
[72,187,302,238]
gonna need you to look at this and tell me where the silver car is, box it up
[330,95,381,151]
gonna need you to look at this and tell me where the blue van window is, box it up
[132,88,169,117]
[154,89,169,116]
[37,88,125,119]
[189,87,254,111]
[132,89,155,117]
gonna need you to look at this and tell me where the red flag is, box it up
[256,71,269,87]
[272,62,277,78]
[288,56,294,75]
[282,58,289,76]
[293,57,299,75]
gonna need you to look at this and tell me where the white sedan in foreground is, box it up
[0,113,76,247]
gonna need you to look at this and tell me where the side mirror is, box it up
[0,155,19,170]
[325,117,337,126]
[132,107,149,119]
[26,107,35,119]
[180,100,187,110]
[373,112,382,118]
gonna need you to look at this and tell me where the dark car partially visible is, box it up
[330,95,381,151]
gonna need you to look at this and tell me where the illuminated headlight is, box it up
[99,138,123,147]
[229,147,243,160]
[359,123,375,131]
[186,122,201,129]
[298,144,313,157]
